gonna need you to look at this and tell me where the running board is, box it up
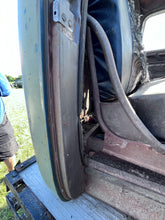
[85,156,165,220]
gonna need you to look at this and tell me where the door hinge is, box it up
[53,0,74,32]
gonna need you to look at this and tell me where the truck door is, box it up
[18,0,86,200]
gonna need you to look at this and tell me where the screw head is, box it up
[61,13,66,22]
[68,20,72,28]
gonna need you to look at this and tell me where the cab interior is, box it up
[81,0,165,175]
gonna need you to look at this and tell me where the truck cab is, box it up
[15,0,165,218]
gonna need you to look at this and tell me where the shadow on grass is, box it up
[0,206,14,220]
[0,177,5,185]
[0,177,4,184]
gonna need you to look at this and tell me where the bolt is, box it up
[61,13,66,22]
[68,20,72,28]
[12,171,18,177]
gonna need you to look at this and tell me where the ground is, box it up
[0,88,34,220]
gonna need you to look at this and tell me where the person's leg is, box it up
[4,155,16,172]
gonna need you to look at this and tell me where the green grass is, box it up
[0,88,34,219]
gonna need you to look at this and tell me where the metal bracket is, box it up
[15,156,36,172]
[53,0,74,32]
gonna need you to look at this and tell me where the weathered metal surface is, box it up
[88,158,165,197]
[19,0,84,200]
[15,156,36,172]
[45,0,84,200]
[103,131,165,176]
[6,161,127,220]
[85,165,165,220]
[53,0,74,32]
[6,192,22,220]
[5,169,54,219]
[18,0,57,196]
[6,157,165,219]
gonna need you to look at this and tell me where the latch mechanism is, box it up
[53,0,74,32]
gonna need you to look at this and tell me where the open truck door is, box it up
[18,0,87,200]
[18,0,165,218]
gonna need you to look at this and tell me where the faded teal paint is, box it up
[25,23,28,30]
[18,0,57,194]
[34,43,38,53]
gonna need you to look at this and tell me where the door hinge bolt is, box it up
[61,13,66,22]
[68,20,72,28]
[53,0,74,32]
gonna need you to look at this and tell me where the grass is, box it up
[0,88,35,219]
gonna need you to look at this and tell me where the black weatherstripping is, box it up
[43,0,84,200]
[41,0,66,201]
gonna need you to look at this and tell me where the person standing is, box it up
[0,73,19,172]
